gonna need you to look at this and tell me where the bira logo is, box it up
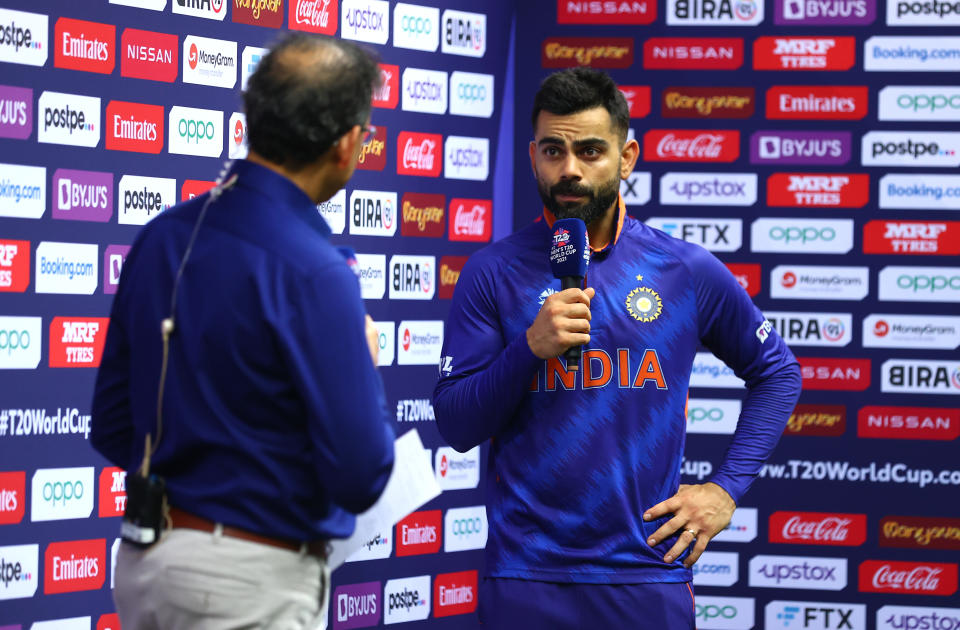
[333,581,380,629]
[726,263,760,296]
[438,255,466,299]
[0,471,26,524]
[98,467,126,518]
[644,129,740,162]
[798,357,870,390]
[172,0,228,20]
[442,9,486,58]
[879,516,960,550]
[289,0,337,34]
[356,124,386,171]
[767,173,869,208]
[400,193,445,238]
[449,199,491,242]
[774,0,876,24]
[105,101,164,154]
[864,220,960,256]
[53,18,114,75]
[373,63,399,109]
[557,0,656,24]
[390,255,435,300]
[434,570,478,617]
[397,131,441,177]
[859,405,960,441]
[661,87,754,119]
[785,404,847,436]
[764,311,852,346]
[53,168,113,223]
[0,84,32,140]
[859,561,958,596]
[750,131,852,165]
[0,239,30,293]
[44,539,106,594]
[643,37,744,69]
[753,37,855,70]
[542,37,634,68]
[396,510,442,556]
[766,86,868,119]
[349,190,396,237]
[881,359,960,395]
[49,317,109,368]
[233,0,284,28]
[769,512,867,546]
[0,8,49,67]
[667,0,764,24]
[120,28,178,83]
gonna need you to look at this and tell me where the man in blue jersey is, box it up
[434,68,801,628]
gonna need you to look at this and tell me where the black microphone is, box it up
[548,218,590,372]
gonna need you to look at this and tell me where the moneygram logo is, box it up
[660,173,757,206]
[541,36,633,68]
[450,71,494,118]
[879,86,960,122]
[172,0,227,20]
[771,265,869,301]
[98,467,127,517]
[879,516,960,550]
[621,171,652,206]
[105,101,163,154]
[354,253,385,300]
[373,63,398,109]
[0,239,30,293]
[120,28,177,83]
[751,131,851,165]
[769,512,867,546]
[646,218,743,252]
[0,543,39,600]
[766,85,868,120]
[881,359,960,395]
[687,398,742,434]
[785,404,847,436]
[373,320,394,366]
[317,189,346,234]
[442,8,485,57]
[31,467,94,522]
[726,263,760,297]
[0,163,45,220]
[349,190,396,237]
[228,112,248,160]
[444,505,487,552]
[435,446,480,490]
[334,581,380,629]
[774,0,876,24]
[0,84,32,140]
[667,0,764,24]
[877,606,960,630]
[35,242,98,295]
[752,218,853,254]
[168,106,223,157]
[445,136,488,181]
[119,174,175,225]
[764,311,852,346]
[390,254,435,300]
[49,317,109,368]
[402,67,447,115]
[183,35,236,89]
[644,129,740,162]
[38,91,101,148]
[438,255,466,300]
[662,87,754,119]
[400,193,444,238]
[397,320,443,365]
[690,352,745,388]
[54,18,114,75]
[44,539,106,594]
[753,36,855,70]
[0,471,25,524]
[289,0,338,35]
[864,220,960,256]
[0,8,48,67]
[342,0,389,45]
[620,85,651,118]
[879,173,960,210]
[749,555,848,590]
[693,551,740,587]
[393,3,439,52]
[0,316,41,369]
[384,575,430,624]
[233,0,284,27]
[863,131,960,168]
[397,131,441,177]
[859,560,958,596]
[799,357,871,391]
[863,314,960,349]
[859,405,960,440]
[434,570,478,617]
[767,173,869,208]
[53,169,113,223]
[764,601,866,630]
[396,510,441,556]
[558,0,655,23]
[879,266,960,303]
[695,595,755,630]
[643,37,744,69]
[865,36,960,72]
[888,0,960,23]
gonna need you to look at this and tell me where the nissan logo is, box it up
[401,15,432,34]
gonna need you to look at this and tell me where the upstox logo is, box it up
[402,67,447,115]
[749,555,848,590]
[341,0,390,45]
[31,467,94,522]
[38,91,101,148]
[168,105,222,157]
[0,8,48,66]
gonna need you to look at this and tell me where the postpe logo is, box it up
[38,91,101,148]
[0,8,49,67]
[383,575,431,623]
[0,543,39,600]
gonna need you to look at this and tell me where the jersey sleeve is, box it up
[686,246,802,504]
[433,252,541,452]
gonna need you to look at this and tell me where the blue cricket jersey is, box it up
[434,196,801,584]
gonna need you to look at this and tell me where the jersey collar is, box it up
[541,194,626,254]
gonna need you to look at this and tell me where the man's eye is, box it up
[544,147,560,156]
[582,147,600,157]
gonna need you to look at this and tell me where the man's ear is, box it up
[529,140,537,176]
[620,137,640,179]
[334,125,362,168]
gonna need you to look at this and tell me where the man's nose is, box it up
[558,153,583,180]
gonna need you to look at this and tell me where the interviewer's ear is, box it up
[333,125,363,168]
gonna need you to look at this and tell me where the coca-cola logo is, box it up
[725,262,761,296]
[644,129,740,162]
[397,131,442,177]
[373,63,399,109]
[448,198,491,242]
[288,0,338,35]
[860,560,958,596]
[770,512,867,546]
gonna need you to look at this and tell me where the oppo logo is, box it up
[452,518,482,535]
[0,328,30,354]
[688,407,724,421]
[178,118,215,143]
[770,225,835,244]
[42,480,83,506]
[401,15,431,33]
[897,274,960,292]
[697,604,737,620]
[456,83,486,102]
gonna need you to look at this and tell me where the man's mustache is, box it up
[551,180,593,198]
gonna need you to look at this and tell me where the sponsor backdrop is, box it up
[513,1,960,629]
[0,0,509,627]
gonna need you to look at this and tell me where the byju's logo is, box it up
[444,505,487,552]
[31,467,94,522]
[865,36,960,72]
[667,0,764,25]
[172,0,228,20]
[0,8,48,67]
[333,581,380,629]
[354,253,386,300]
[749,555,848,590]
[750,131,851,165]
[774,0,876,24]
[389,255,434,300]
[103,244,130,295]
[383,575,431,624]
[341,0,389,45]
[168,106,223,157]
[349,190,397,237]
[52,169,113,223]
[0,84,32,140]
[445,136,488,181]
[442,9,485,57]
[402,67,447,115]
[660,173,757,206]
[0,543,39,600]
[879,266,960,303]
[751,218,854,254]
[0,316,41,369]
[35,242,98,295]
[435,446,480,490]
[183,35,237,89]
[862,131,960,168]
[393,3,439,52]
[765,601,866,630]
[687,398,742,434]
[397,320,443,366]
[105,101,164,154]
[38,91,101,148]
[450,71,494,118]
[764,311,853,346]
[695,595,755,630]
[646,218,743,252]
[54,17,115,75]
[118,175,175,225]
[317,189,346,235]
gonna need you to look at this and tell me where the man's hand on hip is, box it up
[643,482,736,568]
[526,287,595,359]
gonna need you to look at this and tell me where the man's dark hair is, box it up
[531,68,630,143]
[244,33,380,170]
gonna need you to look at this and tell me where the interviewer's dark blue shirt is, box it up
[91,160,395,541]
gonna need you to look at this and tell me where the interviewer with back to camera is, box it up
[90,34,394,629]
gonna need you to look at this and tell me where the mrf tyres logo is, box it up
[38,91,101,148]
[384,575,431,624]
[0,8,48,66]
[753,36,855,70]
[864,220,960,256]
[389,255,435,300]
[749,555,848,590]
[767,173,869,208]
[49,317,109,368]
[0,239,30,293]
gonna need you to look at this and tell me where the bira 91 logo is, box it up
[0,471,26,524]
[449,198,491,242]
[105,101,164,154]
[557,0,656,24]
[798,357,870,391]
[750,131,851,165]
[54,18,115,74]
[662,87,754,119]
[859,561,958,596]
[619,86,651,118]
[349,190,396,237]
[98,467,126,518]
[764,311,852,346]
[643,37,744,70]
[49,317,109,368]
[172,0,228,20]
[774,0,877,24]
[233,0,284,28]
[0,239,30,292]
[400,193,445,238]
[390,255,435,300]
[289,0,338,35]
[438,255,467,299]
[881,359,960,395]
[434,570,478,617]
[0,84,32,140]
[859,405,960,441]
[644,129,740,162]
[726,263,760,296]
[120,28,178,83]
[766,86,868,120]
[0,8,49,67]
[44,539,106,594]
[864,220,960,255]
[785,403,847,436]
[356,124,386,171]
[396,510,442,557]
[753,37,855,70]
[667,0,764,24]
[397,131,441,177]
[333,581,380,629]
[769,512,867,546]
[442,9,485,58]
[373,63,399,109]
[541,37,633,69]
[767,173,869,208]
[879,516,960,550]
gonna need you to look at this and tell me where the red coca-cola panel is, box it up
[397,131,442,177]
[619,86,651,119]
[373,64,399,109]
[725,263,760,297]
[643,129,740,163]
[769,511,867,546]
[449,199,492,242]
[288,0,338,35]
[859,560,958,596]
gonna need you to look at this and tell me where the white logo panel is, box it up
[397,320,443,366]
[646,218,743,252]
[881,359,960,395]
[168,106,223,157]
[879,87,960,122]
[865,37,960,72]
[771,265,869,301]
[38,92,101,148]
[435,446,480,490]
[373,320,394,366]
[34,242,98,295]
[0,163,46,219]
[690,353,745,389]
[686,398,741,434]
[766,601,867,630]
[341,0,390,45]
[695,596,756,630]
[182,35,237,89]
[444,136,488,181]
[30,467,94,521]
[752,219,853,254]
[863,131,960,168]
[879,174,960,210]
[444,505,487,552]
[401,67,448,115]
[764,311,853,347]
[863,314,960,349]
[355,253,386,300]
[172,0,227,20]
[749,555,848,590]
[621,172,652,206]
[393,3,439,52]
[441,9,486,57]
[0,8,48,66]
[877,606,960,630]
[0,544,39,600]
[0,316,42,369]
[383,575,431,624]
[714,507,758,543]
[879,266,960,303]
[118,175,175,225]
[693,551,740,587]
[660,173,758,206]
[449,71,494,118]
[317,189,346,235]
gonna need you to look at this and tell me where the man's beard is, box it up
[537,170,621,227]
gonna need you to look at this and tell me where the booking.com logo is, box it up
[178,118,215,144]
[0,328,30,355]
